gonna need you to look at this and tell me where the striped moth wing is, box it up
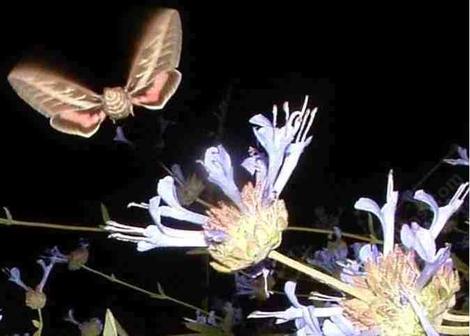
[8,65,106,137]
[126,8,182,109]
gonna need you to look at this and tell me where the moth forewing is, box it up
[8,64,106,137]
[126,8,182,107]
[7,65,102,118]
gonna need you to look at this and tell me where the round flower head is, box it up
[105,97,317,273]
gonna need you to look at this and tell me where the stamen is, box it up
[309,291,344,302]
[272,104,277,128]
[105,221,145,234]
[127,202,149,209]
[453,182,469,203]
[301,107,317,142]
[108,233,145,243]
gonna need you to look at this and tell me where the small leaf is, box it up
[3,207,12,225]
[101,203,111,223]
[157,282,165,295]
[32,319,41,328]
[103,309,118,336]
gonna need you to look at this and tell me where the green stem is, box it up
[285,226,381,243]
[268,250,373,303]
[81,265,218,320]
[36,309,43,335]
[0,218,104,232]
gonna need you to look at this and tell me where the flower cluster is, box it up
[4,258,56,310]
[105,97,317,272]
[251,171,468,335]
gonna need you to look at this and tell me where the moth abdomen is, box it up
[102,87,134,120]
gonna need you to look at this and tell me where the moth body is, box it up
[7,8,182,137]
[102,87,134,121]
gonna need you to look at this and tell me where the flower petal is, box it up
[198,146,243,208]
[106,221,208,252]
[272,138,313,197]
[284,281,302,308]
[411,223,436,262]
[6,267,29,291]
[358,244,379,263]
[400,224,414,249]
[416,246,451,290]
[355,171,397,255]
[249,114,273,128]
[414,190,439,214]
[323,319,346,336]
[247,307,302,324]
[157,177,208,225]
[430,183,469,238]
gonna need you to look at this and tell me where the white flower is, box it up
[248,281,342,335]
[354,170,398,255]
[444,146,469,166]
[105,196,208,252]
[249,97,317,203]
[413,183,469,239]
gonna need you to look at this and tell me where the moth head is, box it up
[102,87,133,120]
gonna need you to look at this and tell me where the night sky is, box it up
[0,1,467,335]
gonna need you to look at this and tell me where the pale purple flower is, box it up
[106,98,316,255]
[354,170,398,255]
[235,266,273,299]
[156,176,208,225]
[307,228,348,274]
[198,145,244,209]
[105,196,208,252]
[248,281,342,336]
[444,146,469,166]
[399,184,468,288]
[250,96,317,203]
[413,183,469,239]
[415,246,451,290]
[4,258,56,293]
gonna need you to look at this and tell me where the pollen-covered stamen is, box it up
[205,182,288,272]
[341,246,460,335]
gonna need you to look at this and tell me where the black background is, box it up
[0,1,467,335]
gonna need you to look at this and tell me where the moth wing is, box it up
[8,64,106,137]
[126,8,182,110]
